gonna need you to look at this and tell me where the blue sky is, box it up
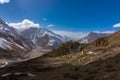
[0,0,120,33]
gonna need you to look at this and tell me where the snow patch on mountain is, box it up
[48,39,55,46]
[0,38,11,50]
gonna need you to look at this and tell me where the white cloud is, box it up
[0,0,10,4]
[93,30,115,34]
[52,30,88,40]
[8,19,40,31]
[113,23,120,28]
[48,24,54,28]
[43,18,47,21]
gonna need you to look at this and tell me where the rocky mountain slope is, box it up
[21,28,64,49]
[0,18,34,59]
[43,40,87,57]
[79,32,111,43]
[0,30,119,80]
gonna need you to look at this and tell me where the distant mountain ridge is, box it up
[79,32,111,43]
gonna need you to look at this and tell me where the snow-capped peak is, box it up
[8,19,40,31]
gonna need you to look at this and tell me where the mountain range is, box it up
[0,18,113,60]
[0,18,120,80]
[0,19,67,60]
[0,27,119,80]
